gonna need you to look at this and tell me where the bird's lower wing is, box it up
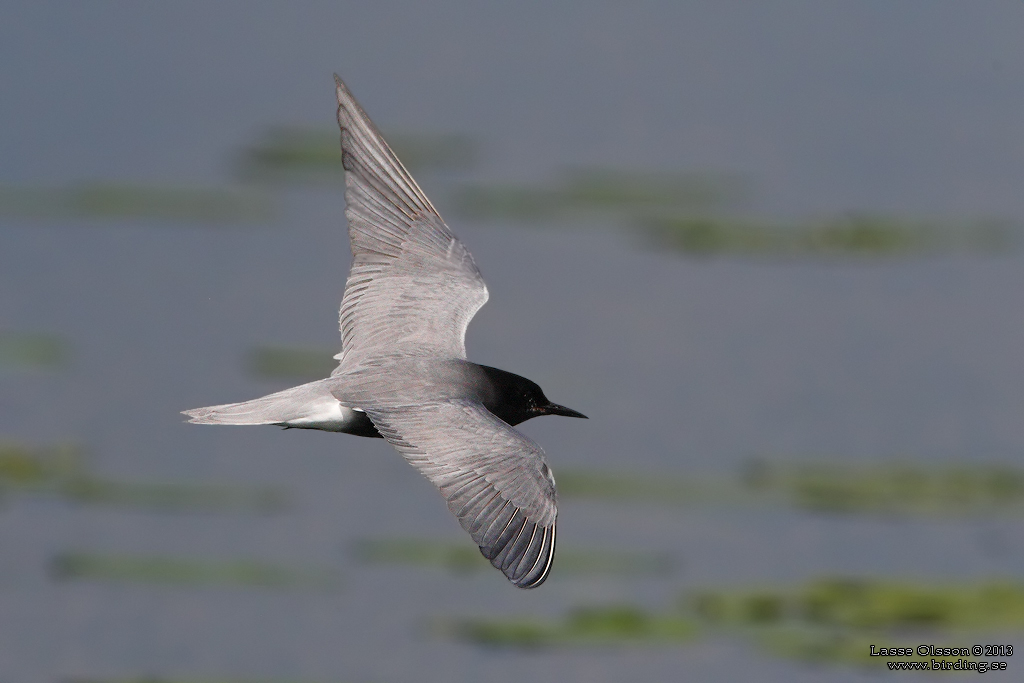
[364,399,558,589]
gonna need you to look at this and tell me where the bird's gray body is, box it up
[184,75,583,588]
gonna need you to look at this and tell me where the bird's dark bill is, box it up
[542,402,588,419]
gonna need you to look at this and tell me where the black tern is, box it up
[184,75,586,588]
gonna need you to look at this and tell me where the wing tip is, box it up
[480,517,556,589]
[510,523,556,589]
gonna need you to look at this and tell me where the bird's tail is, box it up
[182,379,338,426]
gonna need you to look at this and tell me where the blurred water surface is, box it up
[2,2,1024,682]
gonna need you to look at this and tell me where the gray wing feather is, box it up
[333,75,488,370]
[365,399,557,588]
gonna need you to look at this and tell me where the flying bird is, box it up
[184,74,586,588]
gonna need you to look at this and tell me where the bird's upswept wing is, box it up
[365,399,557,588]
[332,75,488,371]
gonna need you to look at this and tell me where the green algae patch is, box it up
[454,168,745,222]
[644,213,1014,258]
[451,166,1015,260]
[352,537,487,574]
[237,127,342,182]
[560,459,1024,518]
[0,441,288,514]
[454,185,566,222]
[556,468,713,505]
[0,184,273,224]
[757,629,929,667]
[691,578,1024,632]
[747,459,1024,517]
[237,126,477,183]
[0,442,84,490]
[440,605,697,649]
[51,552,339,591]
[245,346,337,381]
[441,577,1024,658]
[352,537,675,577]
[558,168,747,213]
[59,477,290,514]
[0,332,69,370]
[690,578,1024,666]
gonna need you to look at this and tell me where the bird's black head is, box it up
[477,365,588,427]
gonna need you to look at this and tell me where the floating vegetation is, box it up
[560,168,746,212]
[690,577,1024,666]
[560,459,1024,518]
[59,477,289,514]
[443,577,1024,661]
[744,458,1024,517]
[691,577,1024,632]
[557,468,714,506]
[246,346,336,380]
[352,537,675,578]
[451,166,1015,259]
[0,183,273,224]
[454,168,746,222]
[0,441,288,513]
[0,332,69,370]
[51,552,339,591]
[0,442,83,490]
[454,185,564,222]
[236,126,477,183]
[437,605,697,649]
[644,213,1015,258]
